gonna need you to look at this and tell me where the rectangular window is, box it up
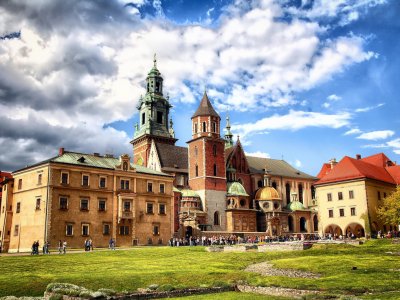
[327,193,332,201]
[98,199,106,211]
[338,192,343,200]
[123,201,131,212]
[103,224,110,235]
[350,207,356,216]
[99,177,106,188]
[61,172,69,184]
[14,225,19,236]
[119,225,129,235]
[147,182,153,192]
[82,175,89,187]
[120,180,130,190]
[66,224,73,236]
[339,208,345,217]
[146,202,154,214]
[159,183,165,194]
[82,224,89,236]
[378,191,381,200]
[141,112,145,125]
[36,198,41,210]
[80,199,89,211]
[159,203,166,215]
[194,123,198,133]
[16,202,21,213]
[153,225,159,236]
[157,111,163,124]
[38,174,42,185]
[60,197,68,210]
[349,190,354,199]
[328,209,333,218]
[18,179,22,190]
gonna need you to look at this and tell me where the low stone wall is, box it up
[206,242,313,252]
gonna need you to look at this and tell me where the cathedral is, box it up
[131,57,318,237]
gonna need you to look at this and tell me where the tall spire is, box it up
[224,114,233,149]
[153,53,157,68]
[192,91,219,119]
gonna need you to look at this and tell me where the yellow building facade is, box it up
[0,150,174,252]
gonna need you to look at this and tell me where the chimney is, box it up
[329,158,337,169]
[356,154,361,160]
[59,147,65,156]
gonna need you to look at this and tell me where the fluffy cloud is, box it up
[233,110,352,137]
[323,93,341,107]
[0,0,384,170]
[355,103,385,112]
[245,151,270,158]
[344,128,362,135]
[357,130,395,140]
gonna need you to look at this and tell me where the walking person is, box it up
[58,240,63,254]
[62,240,67,254]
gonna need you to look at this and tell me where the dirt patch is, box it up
[245,261,321,279]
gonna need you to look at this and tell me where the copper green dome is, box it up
[181,189,200,198]
[227,182,249,196]
[255,186,280,201]
[286,201,306,211]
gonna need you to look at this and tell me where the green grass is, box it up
[0,239,399,298]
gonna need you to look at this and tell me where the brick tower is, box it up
[187,92,227,230]
[131,55,176,166]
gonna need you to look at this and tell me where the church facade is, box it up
[132,58,318,237]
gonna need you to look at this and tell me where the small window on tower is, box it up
[212,122,216,132]
[213,144,217,156]
[142,112,146,125]
[195,165,199,177]
[157,111,163,124]
[213,164,217,176]
[156,82,160,93]
[194,123,198,133]
[202,122,206,132]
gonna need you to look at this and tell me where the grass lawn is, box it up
[0,239,399,298]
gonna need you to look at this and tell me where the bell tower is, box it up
[188,91,227,230]
[131,55,176,166]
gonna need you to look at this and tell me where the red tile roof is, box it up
[386,165,400,184]
[315,155,397,185]
[360,153,392,168]
[317,163,332,179]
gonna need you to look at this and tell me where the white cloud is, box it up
[357,130,395,141]
[245,151,271,158]
[327,94,341,101]
[355,103,385,112]
[295,159,302,168]
[233,110,352,137]
[344,128,362,135]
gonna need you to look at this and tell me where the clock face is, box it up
[263,202,270,209]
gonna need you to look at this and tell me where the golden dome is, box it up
[255,186,281,201]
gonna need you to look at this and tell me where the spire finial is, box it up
[153,53,157,68]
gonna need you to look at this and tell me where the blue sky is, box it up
[0,0,399,175]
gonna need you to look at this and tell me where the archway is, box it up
[313,215,318,232]
[185,226,193,238]
[300,217,307,232]
[288,215,294,232]
[345,223,365,238]
[298,184,303,203]
[214,211,220,226]
[324,224,343,236]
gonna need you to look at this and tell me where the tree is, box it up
[377,185,400,226]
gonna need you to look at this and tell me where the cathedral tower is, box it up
[187,92,227,230]
[131,55,176,166]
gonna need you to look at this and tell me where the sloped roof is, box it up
[246,156,316,180]
[361,153,393,168]
[317,163,332,179]
[386,165,400,184]
[315,156,396,185]
[14,151,170,177]
[155,143,188,172]
[192,92,220,118]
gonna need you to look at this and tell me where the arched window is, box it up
[257,180,263,188]
[272,181,277,189]
[212,122,216,132]
[214,211,220,226]
[194,123,198,134]
[141,112,145,125]
[202,122,206,132]
[311,185,316,200]
[300,217,307,232]
[213,164,217,176]
[195,165,199,177]
[123,162,128,171]
[285,183,291,203]
[194,146,198,157]
[298,184,303,203]
[213,144,217,156]
[288,216,294,232]
[313,215,318,232]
